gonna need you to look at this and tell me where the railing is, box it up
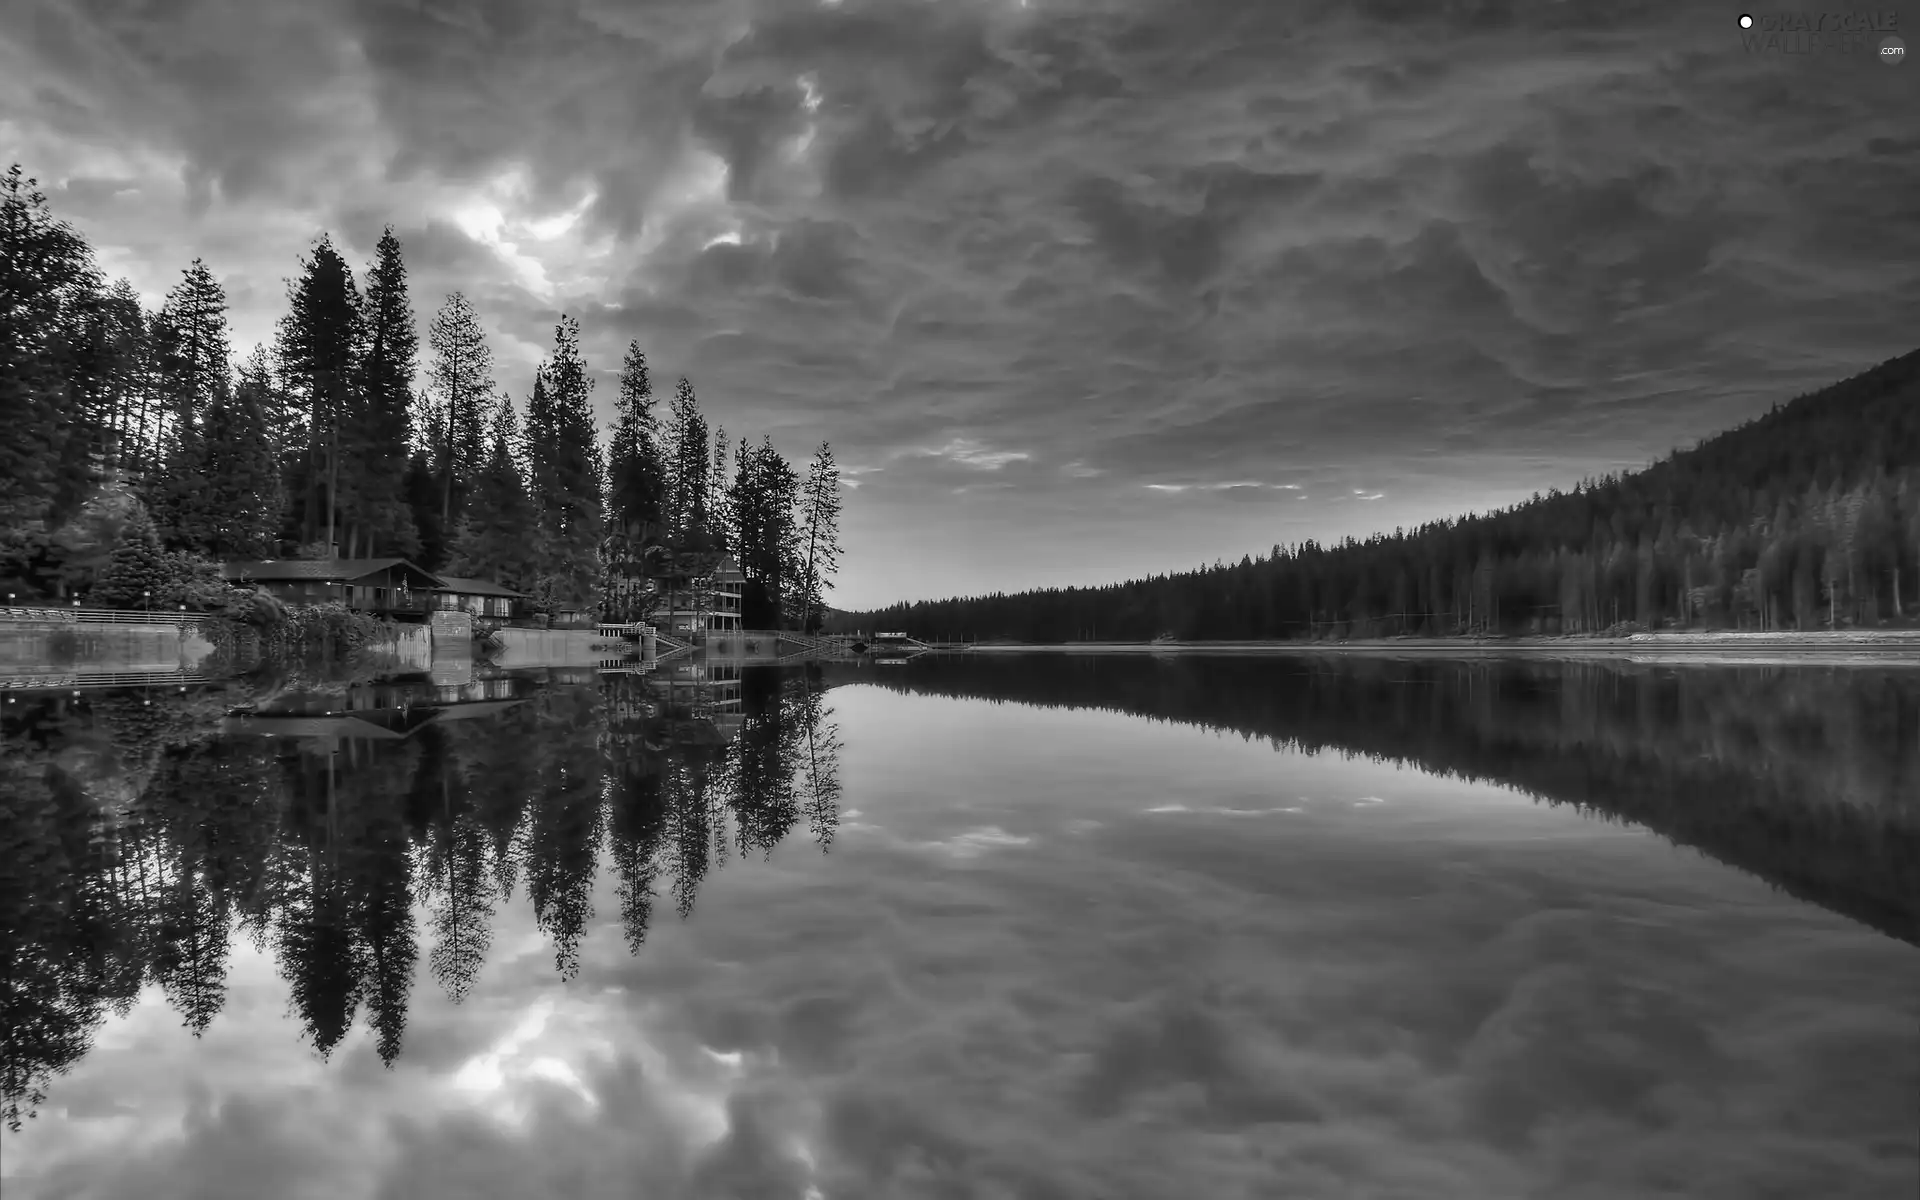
[1,606,205,625]
[355,597,430,615]
[0,670,212,690]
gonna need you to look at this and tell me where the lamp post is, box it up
[144,590,151,617]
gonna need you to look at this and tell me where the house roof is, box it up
[222,557,434,583]
[432,575,526,598]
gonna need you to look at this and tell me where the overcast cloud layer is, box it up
[4,0,1916,605]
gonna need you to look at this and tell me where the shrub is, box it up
[265,602,394,656]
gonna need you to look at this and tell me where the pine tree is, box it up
[425,290,493,535]
[97,278,148,469]
[606,341,668,543]
[346,228,419,559]
[796,442,843,633]
[90,503,174,608]
[709,426,733,554]
[153,258,229,455]
[403,448,447,567]
[522,316,604,612]
[0,164,103,570]
[164,371,284,559]
[731,436,799,628]
[446,395,535,590]
[276,234,361,553]
[665,378,709,540]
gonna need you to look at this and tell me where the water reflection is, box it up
[825,653,1920,946]
[0,661,840,1129]
[3,652,1915,1199]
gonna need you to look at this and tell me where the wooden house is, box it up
[430,575,525,620]
[221,558,441,617]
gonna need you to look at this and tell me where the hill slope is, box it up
[835,350,1920,641]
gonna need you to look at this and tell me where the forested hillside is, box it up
[0,164,843,625]
[835,351,1920,641]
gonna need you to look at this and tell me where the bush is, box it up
[218,586,288,628]
[165,551,232,611]
[263,602,394,656]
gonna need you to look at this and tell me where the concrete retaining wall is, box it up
[0,622,195,674]
[491,627,608,668]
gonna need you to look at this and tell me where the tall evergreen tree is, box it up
[153,258,229,455]
[665,377,709,540]
[164,372,284,559]
[0,164,103,577]
[731,436,799,628]
[425,291,493,536]
[606,341,668,543]
[796,442,843,633]
[522,316,605,612]
[446,394,535,590]
[709,426,732,554]
[348,228,419,559]
[96,278,148,469]
[276,235,361,553]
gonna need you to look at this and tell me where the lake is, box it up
[2,653,1917,1199]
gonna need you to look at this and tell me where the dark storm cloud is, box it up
[4,0,1916,603]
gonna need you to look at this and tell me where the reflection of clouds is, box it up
[913,825,1033,859]
[8,692,1917,1199]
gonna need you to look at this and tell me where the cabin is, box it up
[222,558,441,618]
[431,575,525,620]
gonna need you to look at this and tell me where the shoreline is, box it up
[945,631,1920,660]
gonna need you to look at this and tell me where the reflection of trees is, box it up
[0,663,843,1124]
[836,655,1920,945]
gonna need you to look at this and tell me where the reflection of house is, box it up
[222,692,527,744]
[646,554,745,636]
[431,575,524,620]
[222,558,442,616]
[600,660,745,747]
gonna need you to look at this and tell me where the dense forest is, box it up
[0,663,842,1128]
[830,653,1920,945]
[0,164,842,627]
[835,352,1920,641]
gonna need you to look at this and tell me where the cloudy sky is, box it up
[3,0,1916,607]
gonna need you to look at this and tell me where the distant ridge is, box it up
[835,350,1920,642]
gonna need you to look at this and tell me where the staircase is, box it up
[773,632,859,660]
[653,630,696,658]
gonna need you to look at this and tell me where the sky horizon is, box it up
[5,0,1916,609]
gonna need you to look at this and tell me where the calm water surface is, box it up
[2,654,1917,1199]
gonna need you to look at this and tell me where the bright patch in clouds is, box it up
[923,438,1031,470]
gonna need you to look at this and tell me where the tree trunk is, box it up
[326,408,339,555]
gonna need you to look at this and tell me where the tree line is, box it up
[834,350,1920,642]
[0,164,843,625]
[0,663,842,1128]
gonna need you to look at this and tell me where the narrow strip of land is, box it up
[954,631,1920,660]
